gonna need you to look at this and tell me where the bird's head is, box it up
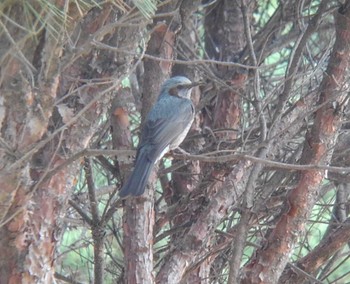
[160,76,200,100]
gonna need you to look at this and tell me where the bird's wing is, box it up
[139,98,194,161]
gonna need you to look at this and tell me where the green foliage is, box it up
[2,0,345,282]
[59,229,94,281]
[132,0,157,19]
[59,162,123,282]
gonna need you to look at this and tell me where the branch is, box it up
[173,151,350,173]
[279,218,350,283]
[242,2,350,282]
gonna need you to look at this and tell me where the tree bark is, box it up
[242,2,350,283]
[121,1,181,282]
[0,1,146,282]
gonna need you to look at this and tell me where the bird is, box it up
[119,76,199,198]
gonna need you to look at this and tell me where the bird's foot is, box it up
[164,148,190,159]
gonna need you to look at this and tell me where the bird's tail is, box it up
[119,151,154,198]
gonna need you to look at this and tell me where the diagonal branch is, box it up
[242,2,350,283]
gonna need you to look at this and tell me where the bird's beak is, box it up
[184,81,204,89]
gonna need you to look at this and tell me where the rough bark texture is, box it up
[156,1,250,282]
[279,218,350,283]
[121,2,180,283]
[166,0,206,282]
[0,1,145,282]
[0,2,65,282]
[2,0,350,283]
[242,2,350,283]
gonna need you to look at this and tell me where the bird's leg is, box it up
[164,147,190,159]
[173,147,190,156]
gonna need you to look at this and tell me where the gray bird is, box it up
[119,76,199,198]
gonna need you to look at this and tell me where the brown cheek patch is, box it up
[169,87,179,97]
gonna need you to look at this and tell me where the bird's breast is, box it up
[169,115,194,150]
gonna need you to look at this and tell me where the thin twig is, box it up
[92,40,260,70]
[68,199,93,226]
[173,151,350,173]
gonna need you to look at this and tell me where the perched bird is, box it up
[119,76,199,198]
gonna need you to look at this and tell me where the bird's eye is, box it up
[177,85,184,90]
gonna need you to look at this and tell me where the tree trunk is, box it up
[0,1,145,282]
